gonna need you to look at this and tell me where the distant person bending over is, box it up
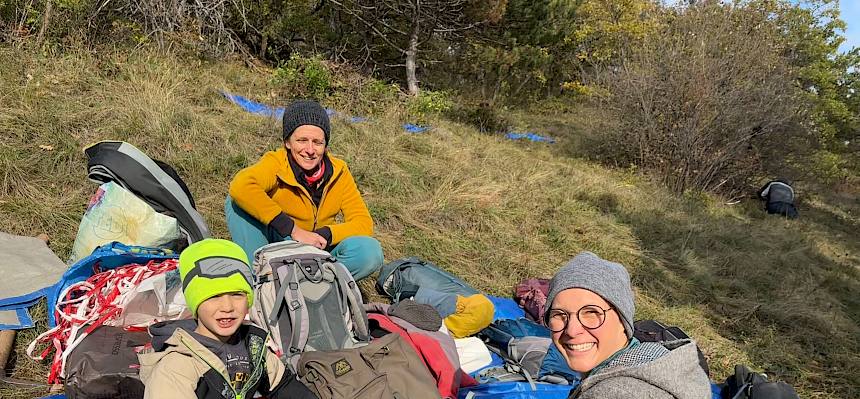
[758,179,798,219]
[138,239,316,399]
[545,252,711,399]
[226,99,383,280]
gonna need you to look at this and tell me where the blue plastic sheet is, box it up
[220,91,285,119]
[403,123,430,133]
[220,91,359,125]
[487,295,526,321]
[505,132,556,143]
[458,381,574,399]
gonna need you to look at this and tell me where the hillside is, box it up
[1,46,858,399]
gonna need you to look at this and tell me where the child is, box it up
[138,238,316,399]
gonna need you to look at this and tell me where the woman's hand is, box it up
[290,225,328,249]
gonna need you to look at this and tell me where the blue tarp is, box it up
[403,123,430,133]
[220,91,285,119]
[488,295,526,321]
[458,381,574,399]
[220,91,445,133]
[505,132,556,143]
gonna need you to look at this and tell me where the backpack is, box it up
[85,141,210,242]
[249,240,369,370]
[478,318,579,386]
[376,257,479,302]
[297,332,442,399]
[63,325,150,399]
[513,278,550,325]
[365,304,476,398]
[757,180,798,219]
[633,319,710,377]
[719,365,800,399]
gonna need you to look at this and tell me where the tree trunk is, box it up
[36,0,53,46]
[405,19,420,96]
[259,32,268,59]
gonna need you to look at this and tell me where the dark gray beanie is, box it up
[282,100,331,143]
[545,252,635,339]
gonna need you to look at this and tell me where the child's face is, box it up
[194,292,249,343]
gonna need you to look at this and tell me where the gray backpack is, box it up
[249,240,369,370]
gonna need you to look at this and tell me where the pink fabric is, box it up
[514,278,550,325]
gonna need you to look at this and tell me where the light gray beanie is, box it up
[545,251,635,338]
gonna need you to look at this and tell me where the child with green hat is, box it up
[138,238,316,399]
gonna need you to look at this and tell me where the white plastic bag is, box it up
[69,182,180,263]
[109,268,190,327]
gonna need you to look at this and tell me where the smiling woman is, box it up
[546,252,711,399]
[226,99,383,281]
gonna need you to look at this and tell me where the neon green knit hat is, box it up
[179,238,255,317]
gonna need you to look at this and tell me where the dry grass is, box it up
[0,44,858,398]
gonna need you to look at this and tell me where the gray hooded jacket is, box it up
[570,340,711,399]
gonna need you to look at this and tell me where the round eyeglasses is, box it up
[545,305,614,332]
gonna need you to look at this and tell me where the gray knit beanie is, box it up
[545,252,635,339]
[282,100,331,143]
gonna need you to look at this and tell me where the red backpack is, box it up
[365,304,477,399]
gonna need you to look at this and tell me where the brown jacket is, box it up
[138,322,289,399]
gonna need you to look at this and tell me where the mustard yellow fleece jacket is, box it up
[229,148,373,245]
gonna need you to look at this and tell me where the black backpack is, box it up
[633,319,710,377]
[720,365,800,399]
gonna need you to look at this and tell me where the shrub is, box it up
[446,101,511,133]
[271,54,333,100]
[406,90,452,124]
[590,3,805,195]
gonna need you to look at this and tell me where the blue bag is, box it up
[376,257,479,302]
[479,318,579,385]
[46,242,177,326]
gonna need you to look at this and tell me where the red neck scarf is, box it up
[303,160,326,186]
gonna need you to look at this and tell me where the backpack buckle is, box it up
[289,300,301,311]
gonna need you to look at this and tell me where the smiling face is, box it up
[195,292,249,343]
[550,288,628,374]
[285,124,327,171]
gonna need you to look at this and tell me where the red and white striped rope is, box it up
[26,259,178,384]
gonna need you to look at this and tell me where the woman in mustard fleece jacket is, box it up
[226,100,383,280]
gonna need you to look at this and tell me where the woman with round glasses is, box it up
[545,252,710,398]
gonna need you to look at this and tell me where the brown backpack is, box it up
[297,333,442,399]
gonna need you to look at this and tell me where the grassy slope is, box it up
[1,46,858,398]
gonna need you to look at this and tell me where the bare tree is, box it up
[328,0,492,95]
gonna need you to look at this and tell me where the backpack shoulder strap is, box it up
[330,259,369,342]
[273,261,309,368]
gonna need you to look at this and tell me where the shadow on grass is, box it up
[576,192,860,398]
